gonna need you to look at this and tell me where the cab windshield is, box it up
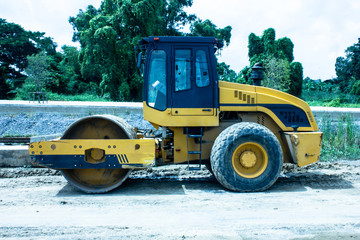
[147,50,167,111]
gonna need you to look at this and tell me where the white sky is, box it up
[1,0,360,80]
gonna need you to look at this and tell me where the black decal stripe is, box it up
[220,103,311,127]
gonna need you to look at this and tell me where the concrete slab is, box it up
[0,100,143,116]
[0,145,31,167]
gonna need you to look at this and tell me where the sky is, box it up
[1,0,360,80]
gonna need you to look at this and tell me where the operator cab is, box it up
[138,36,223,127]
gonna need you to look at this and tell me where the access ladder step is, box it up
[188,151,201,155]
[187,134,203,138]
[188,166,201,171]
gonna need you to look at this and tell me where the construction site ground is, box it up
[1,101,360,239]
[1,161,360,240]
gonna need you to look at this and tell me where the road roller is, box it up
[29,36,323,193]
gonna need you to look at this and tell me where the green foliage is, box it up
[57,46,84,94]
[25,52,52,92]
[69,0,199,101]
[217,62,237,82]
[325,98,342,107]
[262,57,291,92]
[45,92,108,102]
[68,0,232,101]
[335,38,360,93]
[302,92,360,107]
[190,19,232,83]
[247,28,302,97]
[350,80,360,103]
[301,77,360,107]
[248,33,263,59]
[262,28,276,54]
[0,18,57,99]
[289,62,303,96]
[4,2,233,102]
[190,19,232,46]
[15,79,37,100]
[319,114,360,161]
[276,37,294,62]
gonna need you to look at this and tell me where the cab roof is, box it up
[139,36,224,48]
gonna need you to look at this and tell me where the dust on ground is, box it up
[1,160,360,240]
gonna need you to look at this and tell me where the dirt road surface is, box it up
[1,161,360,240]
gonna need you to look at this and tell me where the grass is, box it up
[318,114,360,161]
[302,90,360,107]
[25,92,110,102]
[301,90,360,160]
[14,91,109,102]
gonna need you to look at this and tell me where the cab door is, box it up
[171,46,215,116]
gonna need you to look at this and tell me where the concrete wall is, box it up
[0,146,32,167]
[0,100,143,116]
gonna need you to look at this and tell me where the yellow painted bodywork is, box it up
[170,121,237,164]
[29,139,155,168]
[144,81,318,132]
[169,114,293,165]
[143,101,219,128]
[219,81,319,131]
[284,132,323,166]
[171,108,215,116]
[31,81,322,169]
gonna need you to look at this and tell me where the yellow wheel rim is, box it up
[232,142,268,179]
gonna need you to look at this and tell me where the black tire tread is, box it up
[210,122,283,192]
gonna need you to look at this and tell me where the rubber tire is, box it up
[210,122,283,192]
[205,163,213,175]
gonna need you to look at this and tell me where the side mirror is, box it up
[137,52,144,76]
[137,52,143,69]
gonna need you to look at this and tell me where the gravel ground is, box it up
[1,106,360,239]
[0,113,152,138]
[0,161,360,239]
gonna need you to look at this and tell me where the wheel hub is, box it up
[232,142,268,179]
[240,150,257,168]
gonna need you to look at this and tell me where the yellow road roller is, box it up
[29,37,322,193]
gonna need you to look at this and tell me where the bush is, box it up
[319,114,360,161]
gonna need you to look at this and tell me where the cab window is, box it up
[147,50,167,111]
[195,50,210,87]
[175,49,191,91]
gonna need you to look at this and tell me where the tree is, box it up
[263,57,291,92]
[70,0,231,101]
[247,28,302,97]
[190,19,232,46]
[277,37,294,62]
[25,52,52,92]
[289,62,303,96]
[217,62,237,82]
[0,19,37,98]
[262,28,276,55]
[335,38,360,93]
[57,46,87,94]
[16,52,52,100]
[248,33,263,59]
[0,18,57,99]
[70,0,198,101]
